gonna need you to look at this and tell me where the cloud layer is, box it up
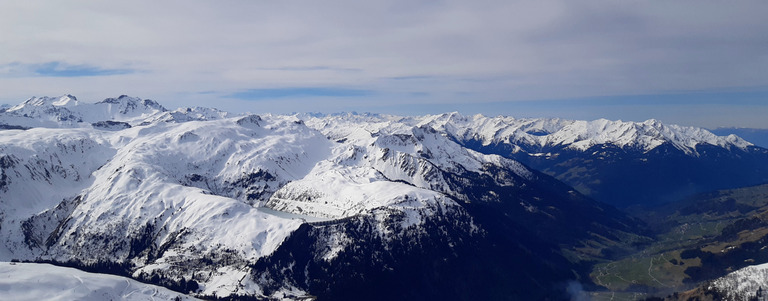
[1,0,767,127]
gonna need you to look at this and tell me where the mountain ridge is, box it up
[1,94,764,299]
[0,94,653,299]
[5,94,766,208]
[301,111,768,207]
[1,95,756,155]
[300,111,754,155]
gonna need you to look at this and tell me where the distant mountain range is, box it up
[0,94,230,129]
[305,112,768,207]
[1,95,766,300]
[711,127,768,149]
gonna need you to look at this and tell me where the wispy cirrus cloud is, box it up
[255,66,363,72]
[227,87,374,100]
[387,75,437,81]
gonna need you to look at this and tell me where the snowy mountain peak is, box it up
[98,95,164,109]
[236,114,262,127]
[8,94,79,112]
[0,95,236,129]
[95,95,167,115]
[52,94,79,107]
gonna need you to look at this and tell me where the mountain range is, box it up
[1,95,767,300]
[711,127,768,149]
[302,112,768,208]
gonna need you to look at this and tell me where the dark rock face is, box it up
[92,121,132,130]
[0,124,29,130]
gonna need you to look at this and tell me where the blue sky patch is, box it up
[32,62,135,77]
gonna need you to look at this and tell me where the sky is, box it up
[1,0,767,129]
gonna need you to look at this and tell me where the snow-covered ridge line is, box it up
[1,95,753,155]
[302,111,753,155]
[0,94,233,129]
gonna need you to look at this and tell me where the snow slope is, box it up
[0,127,115,258]
[0,262,197,301]
[266,123,531,220]
[710,262,768,300]
[0,112,335,297]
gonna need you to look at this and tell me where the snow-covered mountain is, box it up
[300,112,768,207]
[0,95,659,300]
[5,95,766,299]
[302,112,753,155]
[0,95,232,129]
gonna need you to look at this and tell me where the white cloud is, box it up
[0,0,767,126]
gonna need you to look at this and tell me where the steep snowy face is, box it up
[33,115,337,296]
[98,115,333,206]
[266,121,534,220]
[0,128,114,258]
